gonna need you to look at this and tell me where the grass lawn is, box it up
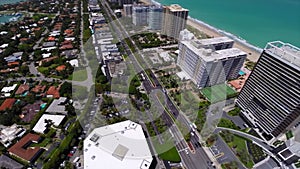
[218,118,239,130]
[159,146,181,163]
[38,64,59,75]
[70,69,88,81]
[32,138,52,147]
[72,85,88,100]
[226,135,254,168]
[228,135,247,152]
[153,139,181,162]
[37,66,48,73]
[201,84,236,103]
[286,131,294,140]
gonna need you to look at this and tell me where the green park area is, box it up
[152,138,181,163]
[69,69,88,81]
[201,84,237,103]
[220,131,254,168]
[218,118,239,130]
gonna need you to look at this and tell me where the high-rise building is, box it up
[177,36,246,88]
[179,29,194,41]
[237,41,300,139]
[148,5,163,30]
[118,0,133,6]
[123,4,133,17]
[162,4,189,38]
[132,5,149,26]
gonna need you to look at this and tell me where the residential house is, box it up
[8,133,43,163]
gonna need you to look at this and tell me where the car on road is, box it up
[73,157,80,163]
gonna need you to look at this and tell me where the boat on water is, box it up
[9,17,18,22]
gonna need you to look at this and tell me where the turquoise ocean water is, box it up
[0,0,24,23]
[0,14,14,23]
[0,0,23,5]
[155,0,300,48]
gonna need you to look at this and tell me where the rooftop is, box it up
[32,114,65,134]
[46,86,60,98]
[265,41,300,68]
[8,133,42,162]
[181,40,247,62]
[56,65,66,71]
[0,124,26,147]
[21,101,43,123]
[167,4,188,12]
[15,84,29,95]
[46,97,67,114]
[31,85,46,93]
[195,37,233,46]
[84,120,153,169]
[0,98,16,111]
[1,84,18,93]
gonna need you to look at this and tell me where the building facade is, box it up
[118,0,133,6]
[123,4,133,16]
[177,36,246,88]
[132,5,149,26]
[148,5,163,30]
[237,41,300,139]
[162,4,189,38]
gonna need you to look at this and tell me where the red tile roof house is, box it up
[55,65,66,71]
[60,44,73,50]
[31,85,46,94]
[15,84,30,95]
[46,86,60,99]
[7,61,20,67]
[8,133,43,163]
[0,98,16,111]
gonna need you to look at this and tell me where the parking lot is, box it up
[210,135,246,169]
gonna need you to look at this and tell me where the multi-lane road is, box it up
[97,1,217,168]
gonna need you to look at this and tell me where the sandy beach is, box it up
[140,0,261,62]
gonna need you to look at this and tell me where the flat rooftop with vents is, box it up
[84,120,153,169]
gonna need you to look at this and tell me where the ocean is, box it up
[155,0,300,48]
[0,0,23,5]
[0,0,24,24]
[0,14,14,23]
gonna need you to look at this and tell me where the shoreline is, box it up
[0,13,23,24]
[140,0,261,62]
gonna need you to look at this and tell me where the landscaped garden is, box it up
[131,32,177,49]
[220,131,254,168]
[228,107,241,116]
[247,141,267,163]
[286,130,294,140]
[218,118,240,130]
[201,84,237,103]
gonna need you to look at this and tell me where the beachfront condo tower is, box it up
[148,5,163,30]
[177,32,246,88]
[132,5,149,26]
[237,41,300,139]
[162,4,189,38]
[123,4,133,17]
